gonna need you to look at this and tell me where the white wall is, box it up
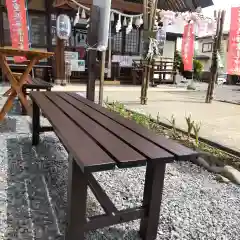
[163,40,175,58]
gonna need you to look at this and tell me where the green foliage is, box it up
[175,51,203,80]
[106,100,201,148]
[166,115,179,139]
[185,115,194,139]
[193,59,203,80]
[193,122,201,147]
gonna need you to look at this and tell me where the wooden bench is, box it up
[21,78,52,115]
[30,91,198,240]
[132,59,177,86]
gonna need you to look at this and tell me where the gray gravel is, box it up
[0,92,240,239]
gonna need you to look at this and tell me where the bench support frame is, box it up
[32,101,53,145]
[65,154,166,240]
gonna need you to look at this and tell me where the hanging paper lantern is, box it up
[110,12,115,22]
[135,17,141,28]
[116,14,122,33]
[156,27,166,50]
[139,15,143,26]
[74,7,80,26]
[86,18,90,29]
[196,7,202,13]
[207,19,216,35]
[123,17,127,26]
[126,17,133,34]
[81,9,86,19]
[57,14,71,40]
[190,12,198,23]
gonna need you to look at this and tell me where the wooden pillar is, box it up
[46,0,54,83]
[99,50,106,105]
[86,5,100,101]
[55,37,65,85]
[141,0,149,105]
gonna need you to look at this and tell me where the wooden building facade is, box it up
[0,0,213,84]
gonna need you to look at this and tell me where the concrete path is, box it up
[1,83,240,152]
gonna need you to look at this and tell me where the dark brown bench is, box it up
[23,77,52,94]
[30,91,198,240]
[21,78,52,115]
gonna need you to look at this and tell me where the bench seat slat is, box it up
[68,93,197,161]
[45,93,147,167]
[52,92,174,163]
[30,92,116,172]
[24,78,52,88]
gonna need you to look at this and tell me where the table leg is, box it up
[139,161,166,240]
[32,100,40,145]
[0,91,17,121]
[0,55,37,120]
[65,155,87,240]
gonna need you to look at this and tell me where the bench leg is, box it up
[139,162,166,240]
[65,155,87,240]
[32,100,40,145]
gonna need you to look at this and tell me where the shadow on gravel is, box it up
[4,135,140,240]
[7,99,22,116]
[0,118,16,133]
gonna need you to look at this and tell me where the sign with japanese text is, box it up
[227,7,240,76]
[182,23,194,71]
[71,60,85,72]
[6,0,29,62]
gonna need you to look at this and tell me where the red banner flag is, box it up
[6,0,29,62]
[227,7,240,75]
[182,23,194,71]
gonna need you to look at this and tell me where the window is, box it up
[29,14,47,47]
[2,11,47,48]
[202,42,213,53]
[112,32,122,53]
[125,29,140,54]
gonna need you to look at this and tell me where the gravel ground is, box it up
[0,94,240,239]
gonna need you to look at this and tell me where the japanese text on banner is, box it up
[227,7,240,76]
[182,23,194,71]
[6,0,29,62]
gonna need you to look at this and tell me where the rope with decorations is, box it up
[70,0,216,36]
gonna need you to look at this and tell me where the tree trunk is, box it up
[140,0,158,105]
[205,10,225,103]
